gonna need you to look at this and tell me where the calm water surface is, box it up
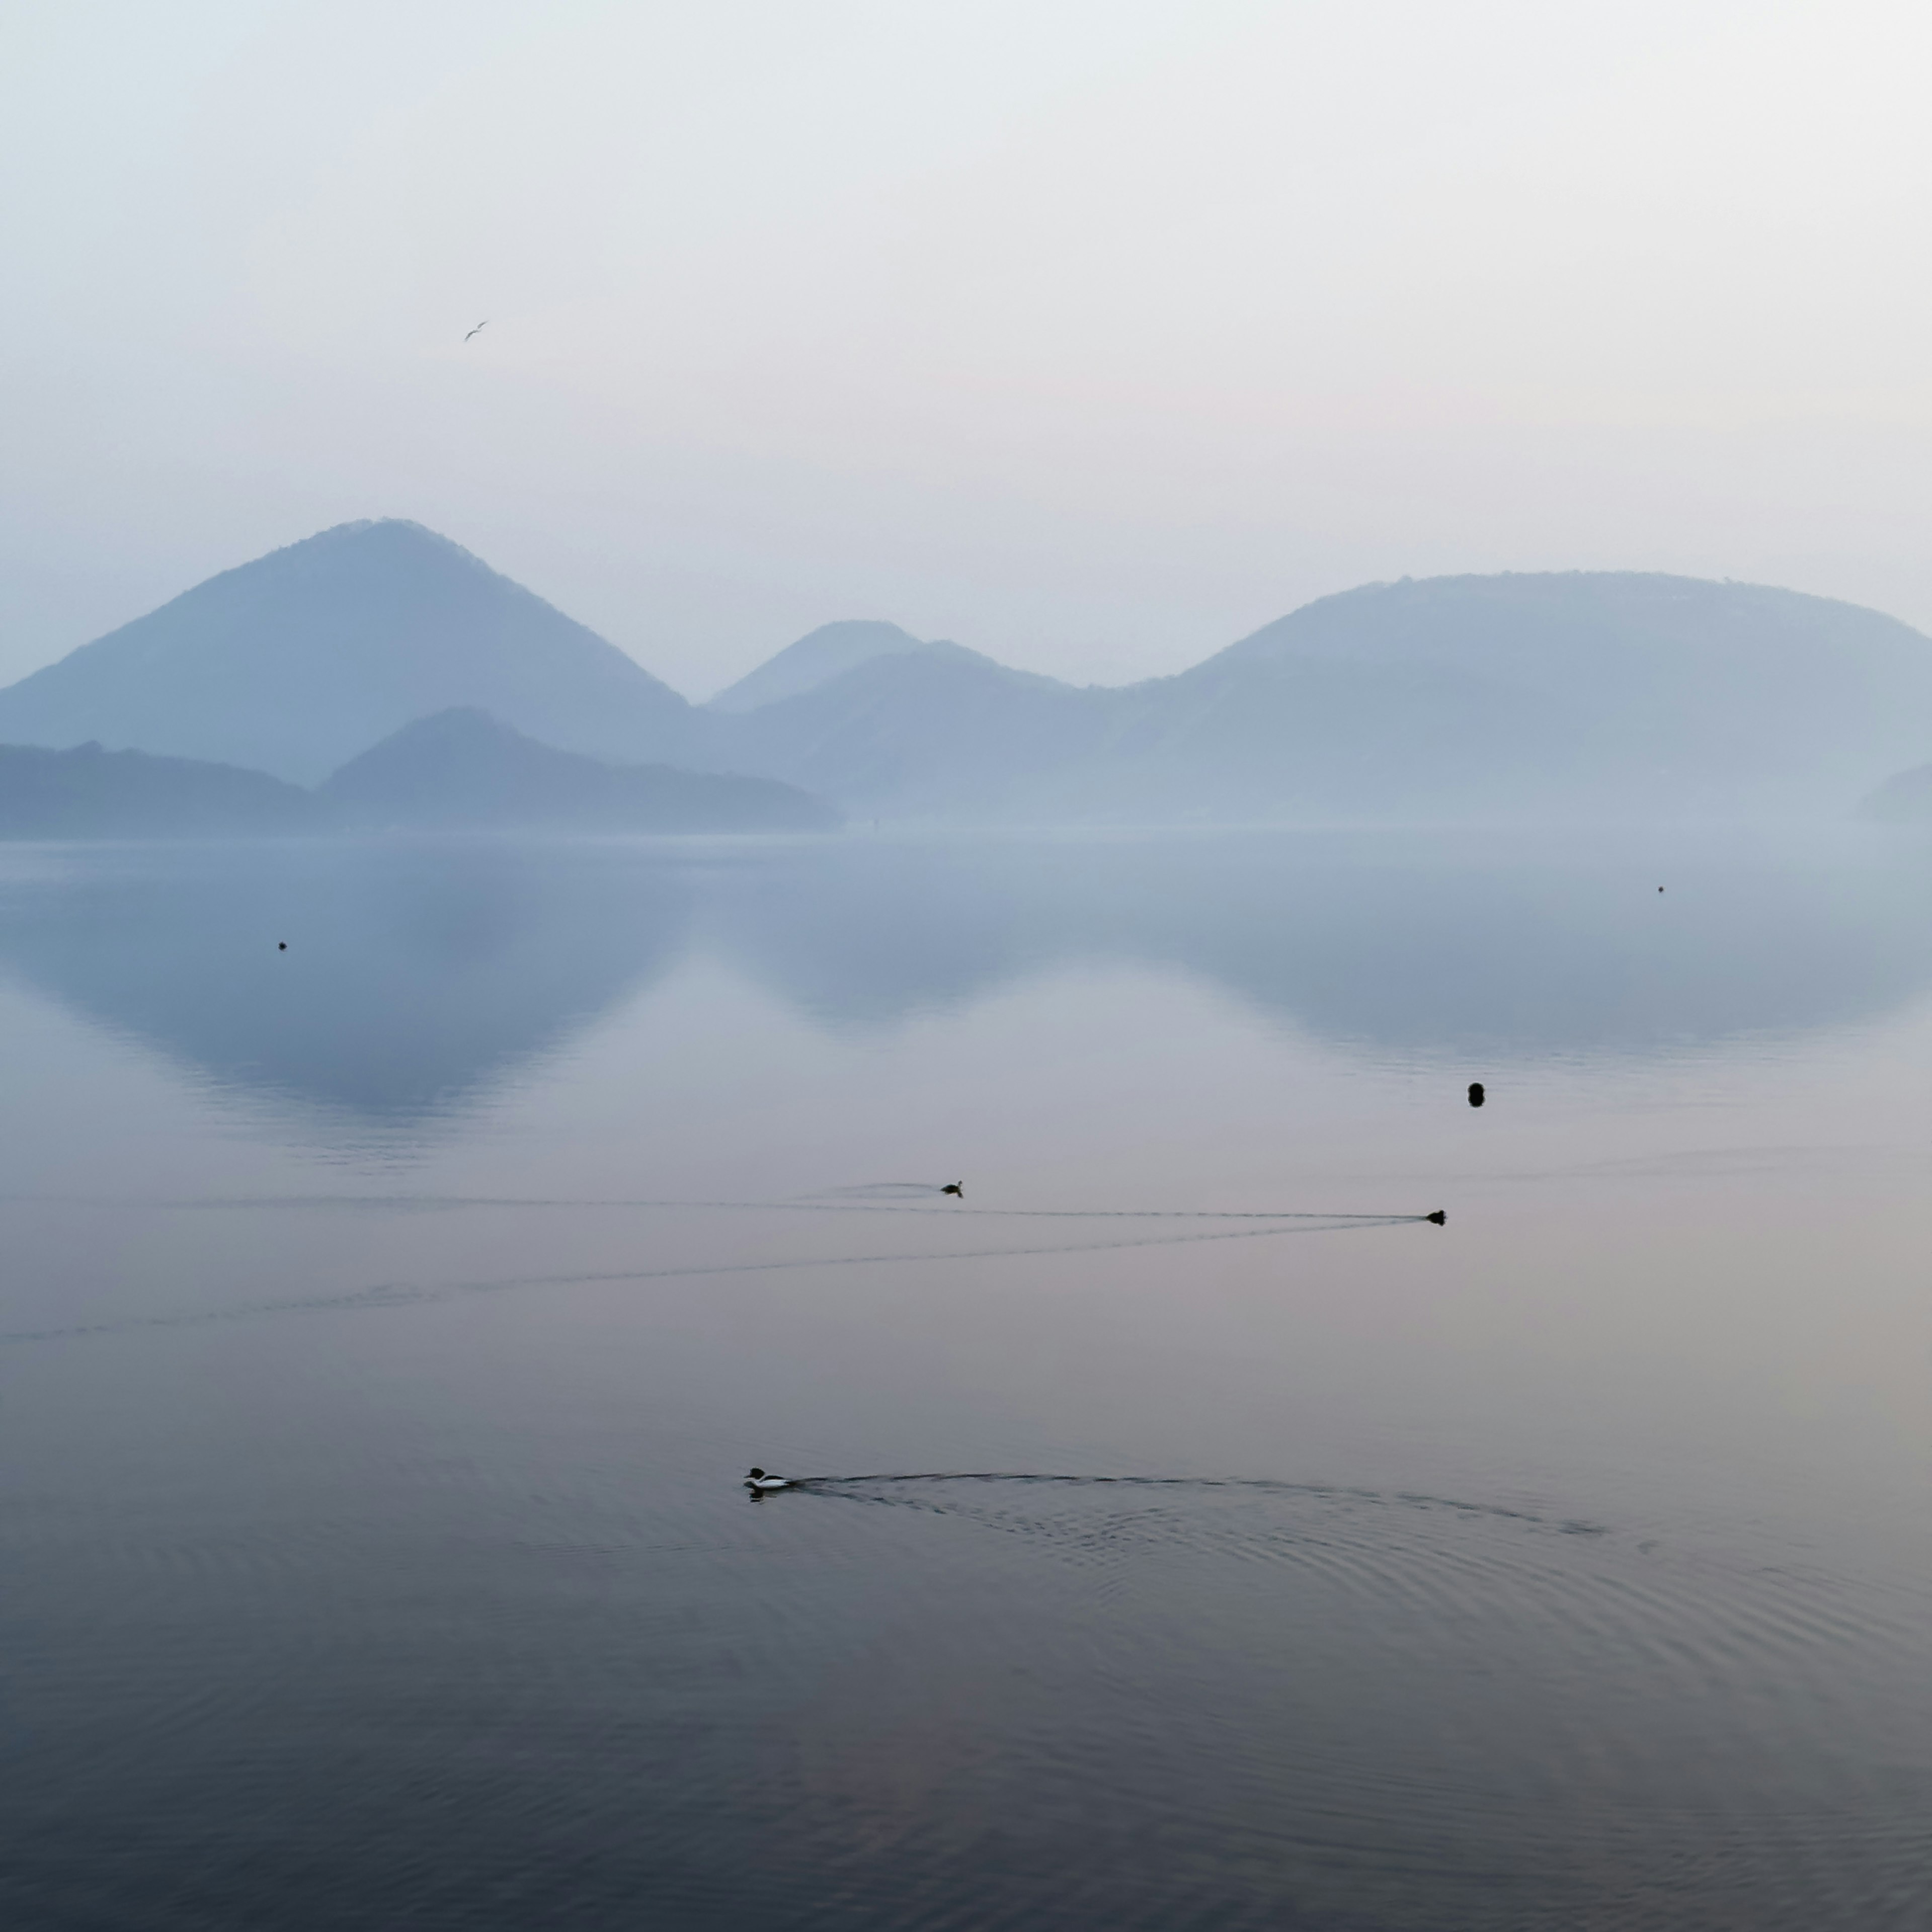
[1,830,1928,1929]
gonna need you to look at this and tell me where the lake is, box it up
[1,828,1927,1930]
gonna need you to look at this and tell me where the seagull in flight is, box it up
[464,320,489,342]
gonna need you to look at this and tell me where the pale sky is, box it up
[5,0,1931,698]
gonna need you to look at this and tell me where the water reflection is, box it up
[702,832,1932,1048]
[4,832,1931,1931]
[0,841,691,1124]
[1,831,1929,1134]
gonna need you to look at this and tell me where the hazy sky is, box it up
[5,0,1931,697]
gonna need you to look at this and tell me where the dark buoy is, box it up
[277,941,287,951]
[1426,1210,1447,1225]
[1467,1082,1485,1108]
[941,1182,963,1197]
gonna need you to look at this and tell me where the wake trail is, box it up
[0,1192,1433,1223]
[0,1216,1420,1346]
[768,1471,1568,1529]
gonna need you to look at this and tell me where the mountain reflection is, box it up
[0,841,692,1125]
[1,832,1929,1135]
[701,832,1932,1050]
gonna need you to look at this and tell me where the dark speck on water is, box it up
[1468,1080,1485,1107]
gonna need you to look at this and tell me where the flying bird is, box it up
[464,320,489,342]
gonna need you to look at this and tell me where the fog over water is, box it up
[2,831,1927,1928]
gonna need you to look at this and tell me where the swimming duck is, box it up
[745,1467,793,1493]
[941,1182,963,1197]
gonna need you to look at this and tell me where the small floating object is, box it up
[941,1182,963,1197]
[277,942,287,951]
[745,1467,793,1493]
[1426,1210,1447,1225]
[1467,1082,1485,1108]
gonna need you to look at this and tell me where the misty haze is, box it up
[4,7,1930,1932]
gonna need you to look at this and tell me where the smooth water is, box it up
[1,831,1927,1930]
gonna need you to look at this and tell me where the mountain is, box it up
[705,645,1118,815]
[0,741,318,837]
[1069,573,1932,821]
[0,520,695,784]
[1858,761,1932,820]
[706,620,933,712]
[708,572,1932,821]
[320,707,839,832]
[14,524,1932,824]
[0,710,838,840]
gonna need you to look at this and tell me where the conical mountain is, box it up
[0,520,695,784]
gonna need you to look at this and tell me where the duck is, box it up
[745,1467,794,1493]
[940,1182,963,1197]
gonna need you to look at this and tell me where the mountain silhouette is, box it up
[0,713,838,839]
[321,707,838,832]
[13,525,1932,821]
[707,647,1108,815]
[1056,573,1932,822]
[699,574,1932,821]
[1857,759,1932,820]
[706,620,932,712]
[0,741,318,836]
[0,521,695,784]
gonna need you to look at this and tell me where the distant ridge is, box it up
[1857,759,1932,821]
[12,524,1932,822]
[1069,572,1932,821]
[700,571,1932,821]
[709,646,1114,815]
[323,708,838,832]
[0,520,695,785]
[0,741,317,837]
[0,712,839,839]
[707,621,931,712]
